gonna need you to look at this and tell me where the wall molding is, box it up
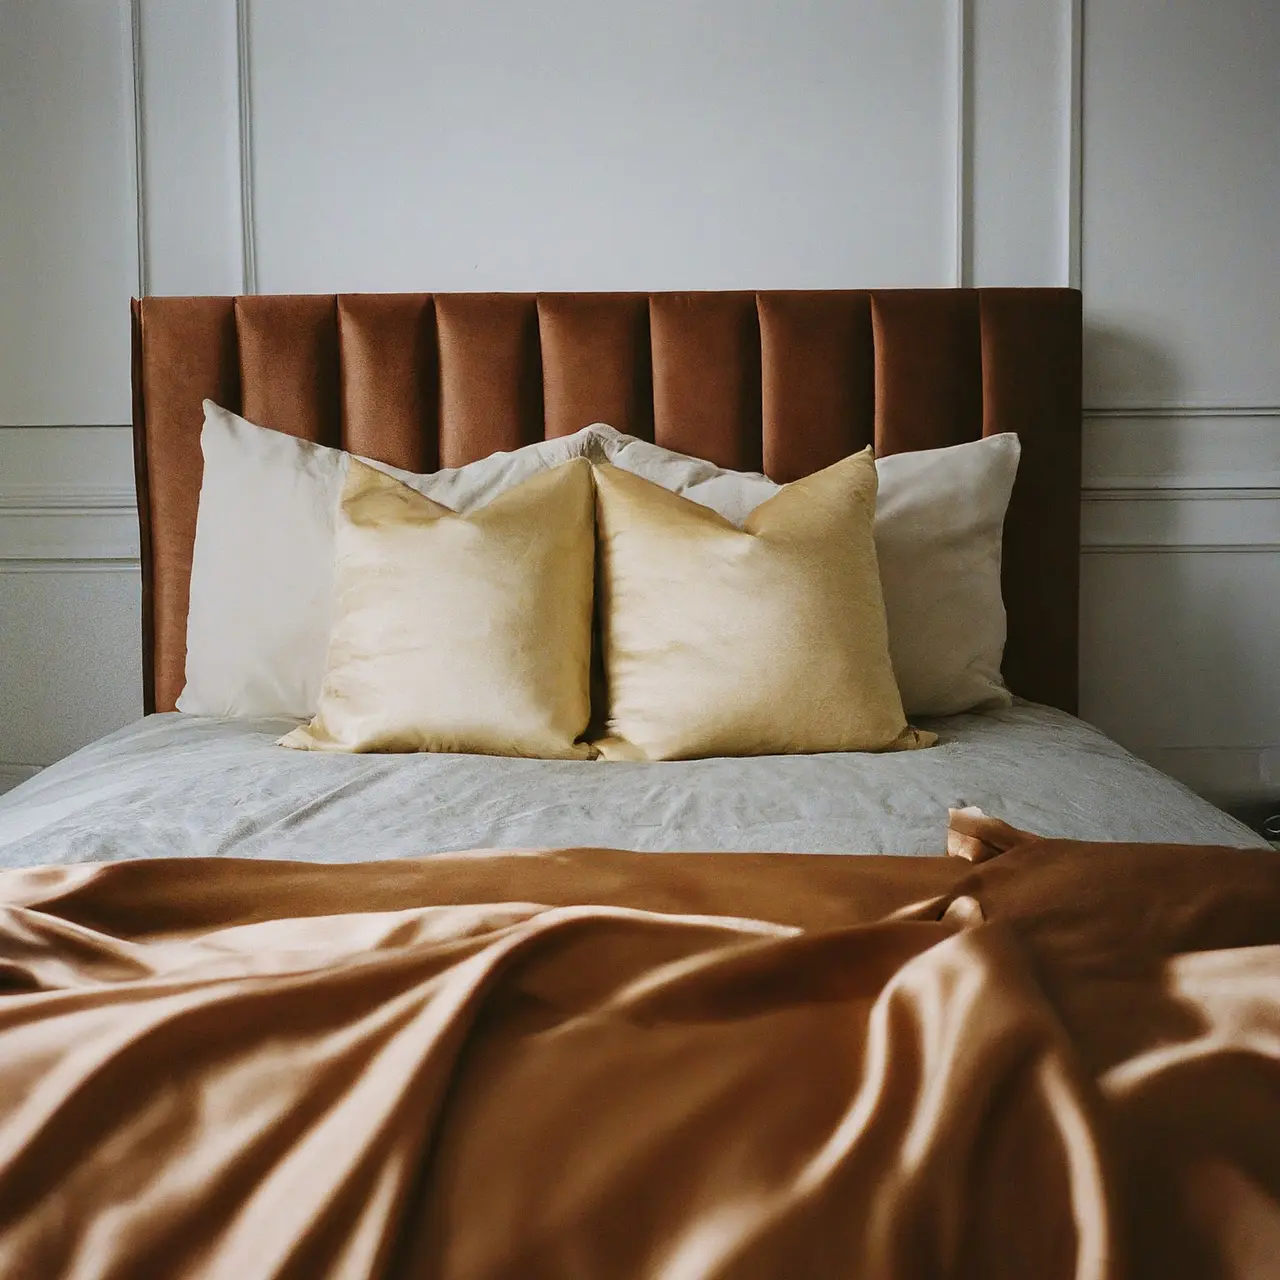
[1084,405,1280,419]
[235,0,258,294]
[0,486,136,509]
[0,560,140,575]
[1085,487,1280,502]
[0,422,131,431]
[1087,475,1280,492]
[952,0,972,288]
[128,0,148,297]
[1064,0,1083,289]
[1083,409,1280,491]
[1082,485,1280,553]
[0,486,138,561]
[1082,545,1280,556]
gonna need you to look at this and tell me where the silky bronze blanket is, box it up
[2,812,1280,1279]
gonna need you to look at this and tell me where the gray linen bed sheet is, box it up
[0,702,1263,866]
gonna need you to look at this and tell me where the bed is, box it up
[0,289,1263,860]
[1,289,1276,1279]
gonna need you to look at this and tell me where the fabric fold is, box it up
[2,816,1280,1277]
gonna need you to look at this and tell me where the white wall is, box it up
[1,0,1276,804]
[1078,0,1280,800]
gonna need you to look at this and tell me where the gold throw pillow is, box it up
[281,457,596,758]
[592,451,934,761]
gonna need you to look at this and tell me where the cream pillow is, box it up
[874,436,1019,715]
[281,458,596,758]
[179,402,603,719]
[592,451,934,762]
[587,425,1020,716]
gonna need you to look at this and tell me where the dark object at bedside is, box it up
[1227,799,1280,845]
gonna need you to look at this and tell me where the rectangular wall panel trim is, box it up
[235,0,256,293]
[1082,490,1280,552]
[129,0,147,295]
[1085,406,1280,418]
[952,0,973,287]
[0,562,141,574]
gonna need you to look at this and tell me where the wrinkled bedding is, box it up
[0,702,1261,866]
[2,810,1279,1278]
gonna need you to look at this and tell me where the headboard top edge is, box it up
[132,287,1081,715]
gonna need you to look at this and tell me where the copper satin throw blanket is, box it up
[3,815,1280,1279]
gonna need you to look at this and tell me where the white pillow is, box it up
[178,402,602,718]
[181,405,1018,720]
[588,425,1021,716]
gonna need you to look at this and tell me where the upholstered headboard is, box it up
[131,289,1082,716]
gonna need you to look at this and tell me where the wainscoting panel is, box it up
[1082,0,1280,409]
[0,0,139,424]
[0,500,138,563]
[0,428,137,561]
[968,0,1076,286]
[0,428,139,780]
[1081,547,1280,804]
[0,568,141,782]
[1080,407,1279,800]
[1084,411,1280,492]
[136,0,245,296]
[1082,490,1280,554]
[244,0,960,294]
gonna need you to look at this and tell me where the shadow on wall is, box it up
[1083,321,1183,410]
[1078,552,1263,805]
[1083,320,1188,477]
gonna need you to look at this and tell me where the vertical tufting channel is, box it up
[537,294,653,441]
[980,288,1083,714]
[649,292,763,471]
[434,294,542,467]
[235,295,341,446]
[757,291,875,483]
[337,294,439,472]
[870,290,982,456]
[136,296,239,713]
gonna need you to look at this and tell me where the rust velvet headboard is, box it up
[131,289,1082,717]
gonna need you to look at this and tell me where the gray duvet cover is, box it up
[0,702,1263,866]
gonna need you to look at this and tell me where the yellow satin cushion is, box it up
[281,457,596,758]
[592,450,934,761]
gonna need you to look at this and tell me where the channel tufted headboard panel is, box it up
[131,289,1082,716]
